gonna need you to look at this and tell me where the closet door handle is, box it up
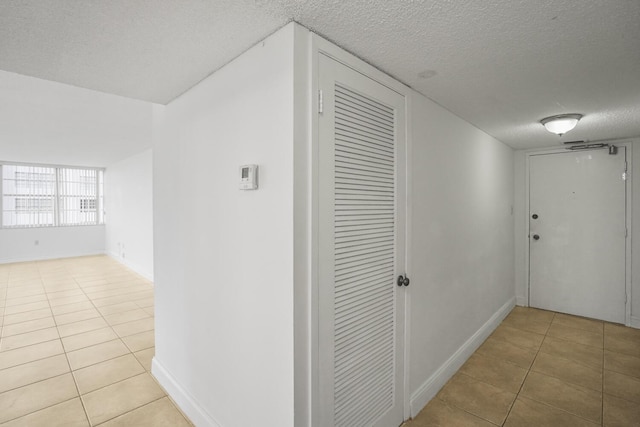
[397,275,410,287]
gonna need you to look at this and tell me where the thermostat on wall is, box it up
[239,164,259,190]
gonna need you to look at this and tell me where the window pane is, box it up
[2,164,56,227]
[58,168,98,226]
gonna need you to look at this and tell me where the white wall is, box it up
[0,226,105,264]
[514,139,640,328]
[152,24,295,427]
[408,92,515,413]
[105,149,154,280]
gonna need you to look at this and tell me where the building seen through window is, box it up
[1,163,104,228]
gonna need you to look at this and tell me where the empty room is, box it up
[0,1,639,427]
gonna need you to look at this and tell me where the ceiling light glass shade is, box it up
[540,114,583,135]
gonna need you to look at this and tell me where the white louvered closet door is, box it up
[318,53,406,427]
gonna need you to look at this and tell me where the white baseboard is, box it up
[409,297,516,417]
[0,251,105,265]
[515,296,527,307]
[631,316,640,329]
[107,252,154,282]
[152,357,222,427]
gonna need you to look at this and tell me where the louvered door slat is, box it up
[333,82,397,427]
[336,119,395,141]
[335,93,395,122]
[336,217,393,226]
[336,283,390,312]
[335,260,394,281]
[336,156,394,170]
[334,104,395,133]
[335,354,394,400]
[334,320,391,359]
[334,298,394,332]
[336,240,394,256]
[336,234,393,249]
[335,265,394,287]
[335,229,393,240]
[336,87,395,119]
[340,388,394,427]
[337,172,394,183]
[334,132,395,152]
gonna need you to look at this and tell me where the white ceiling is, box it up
[1,0,639,150]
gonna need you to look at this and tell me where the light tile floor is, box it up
[3,256,640,426]
[404,306,640,427]
[0,255,192,426]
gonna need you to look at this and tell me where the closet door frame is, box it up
[309,34,413,426]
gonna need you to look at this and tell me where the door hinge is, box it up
[625,161,628,172]
[318,89,324,114]
[625,228,628,238]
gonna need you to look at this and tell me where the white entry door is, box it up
[529,148,626,323]
[317,53,406,427]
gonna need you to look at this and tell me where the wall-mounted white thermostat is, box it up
[239,164,259,190]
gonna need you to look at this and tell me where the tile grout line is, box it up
[429,395,502,426]
[0,393,80,424]
[0,264,88,407]
[77,371,150,401]
[70,259,174,424]
[164,393,197,427]
[514,313,607,426]
[0,288,151,323]
[499,312,556,426]
[91,395,167,427]
[61,259,155,426]
[12,258,236,426]
[66,262,138,427]
[37,260,93,427]
[504,332,604,391]
[499,321,605,369]
[415,309,607,427]
[433,310,552,426]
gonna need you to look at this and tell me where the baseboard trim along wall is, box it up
[409,296,516,417]
[515,296,527,307]
[631,316,640,329]
[0,251,105,265]
[152,357,222,427]
[107,252,154,282]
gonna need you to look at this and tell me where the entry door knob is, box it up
[533,234,540,240]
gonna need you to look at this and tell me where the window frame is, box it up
[0,161,105,229]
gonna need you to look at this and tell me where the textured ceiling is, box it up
[1,0,639,149]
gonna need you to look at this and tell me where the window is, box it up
[1,163,104,228]
[15,198,55,212]
[58,168,99,226]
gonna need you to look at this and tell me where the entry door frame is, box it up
[523,141,632,326]
[309,34,413,426]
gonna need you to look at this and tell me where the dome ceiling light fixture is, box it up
[540,114,583,136]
